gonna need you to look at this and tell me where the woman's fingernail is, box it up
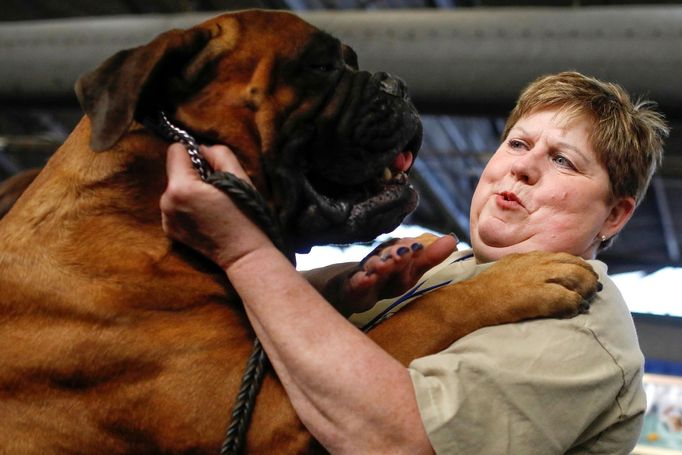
[380,253,392,262]
[449,232,459,242]
[411,242,423,252]
[397,246,409,256]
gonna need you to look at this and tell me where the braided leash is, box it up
[149,111,294,454]
[220,338,268,455]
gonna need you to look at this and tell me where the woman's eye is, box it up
[508,139,527,150]
[553,154,576,170]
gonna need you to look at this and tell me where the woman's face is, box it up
[470,108,634,262]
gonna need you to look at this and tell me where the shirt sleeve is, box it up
[408,313,626,454]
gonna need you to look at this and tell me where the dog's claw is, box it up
[580,300,591,313]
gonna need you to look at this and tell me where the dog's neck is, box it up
[0,115,235,314]
[3,118,169,255]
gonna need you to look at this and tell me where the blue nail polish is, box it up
[411,242,423,252]
[397,246,409,256]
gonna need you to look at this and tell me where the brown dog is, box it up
[0,10,598,454]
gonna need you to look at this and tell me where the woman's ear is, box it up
[601,196,636,239]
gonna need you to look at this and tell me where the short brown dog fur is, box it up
[0,10,598,454]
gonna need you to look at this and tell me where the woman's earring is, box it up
[600,235,608,242]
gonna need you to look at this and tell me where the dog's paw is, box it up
[471,251,599,320]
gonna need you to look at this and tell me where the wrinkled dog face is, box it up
[168,11,422,252]
[77,10,422,253]
[272,31,423,250]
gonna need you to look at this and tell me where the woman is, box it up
[160,72,668,453]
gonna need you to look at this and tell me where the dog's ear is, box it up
[75,27,212,151]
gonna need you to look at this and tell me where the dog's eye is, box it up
[309,63,336,73]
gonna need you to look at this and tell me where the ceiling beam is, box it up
[1,7,682,118]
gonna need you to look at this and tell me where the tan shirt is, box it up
[352,250,646,454]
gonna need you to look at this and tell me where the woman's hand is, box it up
[321,234,457,315]
[160,143,273,270]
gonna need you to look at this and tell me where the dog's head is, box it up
[76,10,422,253]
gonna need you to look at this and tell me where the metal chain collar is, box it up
[154,111,212,181]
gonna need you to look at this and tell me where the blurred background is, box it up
[1,2,681,449]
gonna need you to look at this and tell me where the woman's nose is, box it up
[510,149,542,185]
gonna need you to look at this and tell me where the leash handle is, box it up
[153,111,212,181]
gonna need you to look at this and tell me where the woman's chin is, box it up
[472,228,534,262]
[476,222,523,249]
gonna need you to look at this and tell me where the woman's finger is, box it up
[200,145,253,184]
[166,143,199,182]
[413,235,457,274]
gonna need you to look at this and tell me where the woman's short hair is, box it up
[503,71,669,207]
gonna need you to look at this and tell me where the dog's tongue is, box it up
[392,151,414,172]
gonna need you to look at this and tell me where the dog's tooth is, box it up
[383,167,393,181]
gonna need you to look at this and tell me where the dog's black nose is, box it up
[373,72,408,99]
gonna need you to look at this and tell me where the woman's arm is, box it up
[228,247,432,453]
[160,144,452,453]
